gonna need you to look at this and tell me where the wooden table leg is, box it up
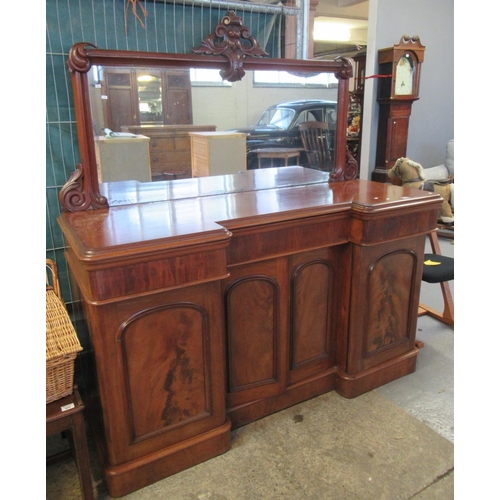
[70,410,95,500]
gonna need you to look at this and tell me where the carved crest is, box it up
[193,10,268,82]
[399,34,424,49]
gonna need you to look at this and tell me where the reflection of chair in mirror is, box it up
[418,230,454,326]
[299,121,334,172]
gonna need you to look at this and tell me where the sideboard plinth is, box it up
[227,368,337,429]
[103,418,231,498]
[334,347,419,399]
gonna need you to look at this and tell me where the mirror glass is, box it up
[88,65,339,186]
[137,72,162,124]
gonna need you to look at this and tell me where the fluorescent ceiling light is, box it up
[313,17,368,44]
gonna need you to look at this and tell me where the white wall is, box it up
[360,0,454,178]
[192,74,339,130]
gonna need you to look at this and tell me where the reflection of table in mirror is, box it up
[253,147,303,169]
[95,135,151,183]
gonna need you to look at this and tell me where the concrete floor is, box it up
[46,234,455,499]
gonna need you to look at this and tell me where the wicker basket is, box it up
[46,259,82,404]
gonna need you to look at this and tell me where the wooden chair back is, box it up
[299,121,334,170]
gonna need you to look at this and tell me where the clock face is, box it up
[394,55,413,96]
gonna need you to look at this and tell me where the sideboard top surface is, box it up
[59,168,442,261]
[99,166,330,206]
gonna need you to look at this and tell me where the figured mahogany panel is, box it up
[287,246,348,387]
[74,278,229,470]
[225,276,278,391]
[363,250,415,355]
[346,237,424,374]
[120,304,210,442]
[290,260,331,368]
[223,256,289,411]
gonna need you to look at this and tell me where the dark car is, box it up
[228,99,337,170]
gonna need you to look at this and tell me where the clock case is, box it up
[372,35,425,183]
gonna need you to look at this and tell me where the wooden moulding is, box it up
[63,240,231,303]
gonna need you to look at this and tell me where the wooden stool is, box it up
[46,387,94,500]
[418,230,454,326]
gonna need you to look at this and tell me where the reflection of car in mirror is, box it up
[227,99,337,170]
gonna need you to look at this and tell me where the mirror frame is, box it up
[59,10,356,212]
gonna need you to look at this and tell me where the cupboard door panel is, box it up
[287,247,344,385]
[226,276,278,391]
[121,304,210,442]
[364,251,414,354]
[224,258,287,408]
[348,239,422,373]
[290,260,331,368]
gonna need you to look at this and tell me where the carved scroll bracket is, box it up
[329,148,358,182]
[192,10,268,82]
[332,56,354,81]
[58,164,108,212]
[67,42,97,73]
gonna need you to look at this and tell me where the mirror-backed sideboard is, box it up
[57,12,443,497]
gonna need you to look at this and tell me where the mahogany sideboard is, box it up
[58,167,442,497]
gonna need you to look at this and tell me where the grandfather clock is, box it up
[371,35,425,182]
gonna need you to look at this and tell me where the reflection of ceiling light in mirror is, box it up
[313,17,368,44]
[314,20,351,42]
[137,75,154,82]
